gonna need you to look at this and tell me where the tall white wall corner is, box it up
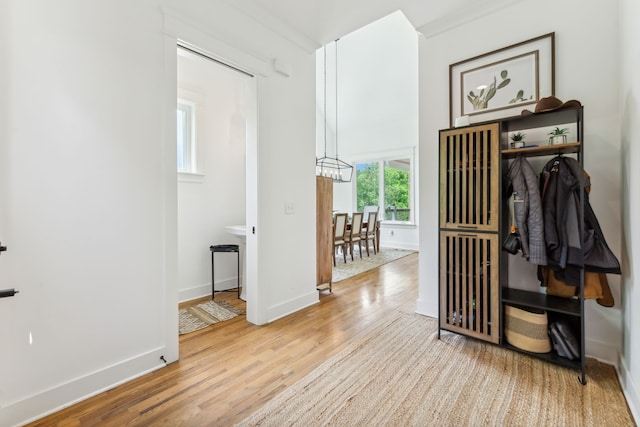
[273,58,292,77]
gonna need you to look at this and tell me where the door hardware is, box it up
[0,289,19,298]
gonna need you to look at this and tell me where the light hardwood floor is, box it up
[28,252,420,426]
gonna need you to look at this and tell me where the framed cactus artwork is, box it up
[449,33,555,127]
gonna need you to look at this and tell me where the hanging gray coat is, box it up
[505,155,547,265]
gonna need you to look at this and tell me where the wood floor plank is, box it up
[27,252,419,427]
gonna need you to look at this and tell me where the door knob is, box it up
[0,242,6,254]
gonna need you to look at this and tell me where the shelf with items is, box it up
[501,141,581,159]
[499,107,583,134]
[502,299,583,371]
[499,105,586,384]
[500,106,583,156]
[501,342,582,371]
[438,104,588,384]
[501,288,581,317]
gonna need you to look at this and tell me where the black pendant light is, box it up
[316,39,353,183]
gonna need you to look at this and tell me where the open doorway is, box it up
[176,44,257,332]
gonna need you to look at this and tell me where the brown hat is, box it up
[521,96,582,115]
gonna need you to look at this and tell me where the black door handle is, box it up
[0,242,6,254]
[0,289,19,298]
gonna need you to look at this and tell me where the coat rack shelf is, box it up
[438,106,589,384]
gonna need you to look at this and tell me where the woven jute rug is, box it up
[237,312,635,426]
[179,300,244,335]
[332,248,415,283]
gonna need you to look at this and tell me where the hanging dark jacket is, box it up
[539,156,620,286]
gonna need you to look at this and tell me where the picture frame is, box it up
[449,33,555,127]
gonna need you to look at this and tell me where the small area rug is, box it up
[179,300,244,335]
[237,312,634,426]
[332,248,415,283]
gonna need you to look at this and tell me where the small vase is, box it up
[549,135,567,145]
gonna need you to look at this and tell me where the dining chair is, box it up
[361,211,378,256]
[333,213,348,266]
[346,212,364,260]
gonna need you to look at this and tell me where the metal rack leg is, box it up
[211,250,215,300]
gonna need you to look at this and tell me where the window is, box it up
[177,99,196,173]
[356,155,414,223]
[356,162,379,210]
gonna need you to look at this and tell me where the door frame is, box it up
[162,14,266,362]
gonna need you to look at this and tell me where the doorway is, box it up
[176,44,258,327]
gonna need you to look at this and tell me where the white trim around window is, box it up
[177,98,197,174]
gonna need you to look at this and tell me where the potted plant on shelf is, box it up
[548,127,569,145]
[510,132,525,149]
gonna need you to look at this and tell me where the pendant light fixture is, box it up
[316,39,353,183]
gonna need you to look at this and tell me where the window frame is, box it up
[352,148,416,225]
[177,98,197,174]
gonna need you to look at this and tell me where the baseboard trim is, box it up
[4,348,167,427]
[585,337,618,367]
[266,290,319,323]
[379,243,419,251]
[415,298,437,318]
[617,352,640,424]
[178,278,238,303]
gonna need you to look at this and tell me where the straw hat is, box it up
[521,96,582,115]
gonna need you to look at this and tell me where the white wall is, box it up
[0,0,318,425]
[177,50,247,302]
[0,2,171,425]
[620,0,640,420]
[417,0,624,366]
[316,11,419,250]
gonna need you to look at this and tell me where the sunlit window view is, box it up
[177,100,195,172]
[356,158,412,222]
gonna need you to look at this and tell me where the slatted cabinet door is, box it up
[439,230,500,343]
[439,124,499,232]
[439,123,500,344]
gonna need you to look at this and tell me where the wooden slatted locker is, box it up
[439,231,500,343]
[439,123,499,232]
[439,123,500,344]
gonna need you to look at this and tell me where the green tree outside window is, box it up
[356,159,411,222]
[356,162,379,211]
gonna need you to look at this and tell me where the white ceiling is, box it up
[220,0,524,52]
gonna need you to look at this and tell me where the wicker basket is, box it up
[504,305,551,353]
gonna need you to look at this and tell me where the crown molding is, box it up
[219,0,321,54]
[415,0,526,39]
